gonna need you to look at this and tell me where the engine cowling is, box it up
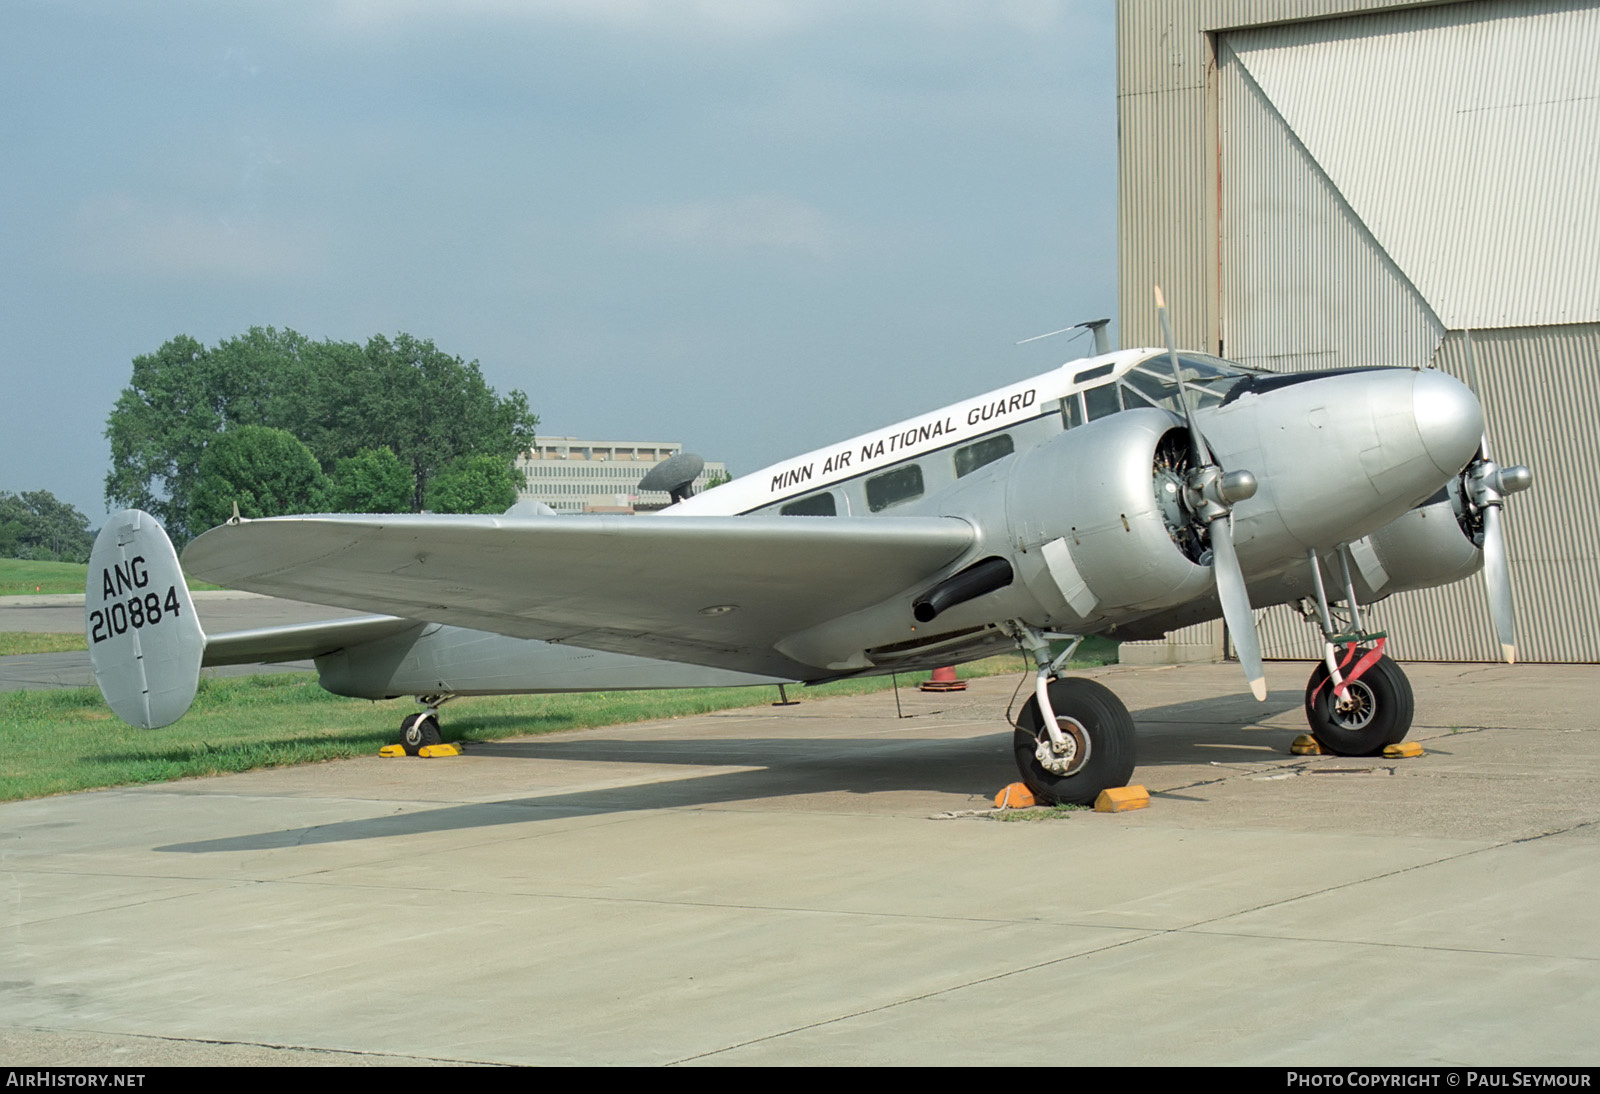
[1002,409,1217,629]
[1357,492,1482,598]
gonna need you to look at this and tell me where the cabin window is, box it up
[1084,383,1120,422]
[865,464,924,512]
[781,492,837,517]
[954,433,1014,478]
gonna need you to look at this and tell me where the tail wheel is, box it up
[1012,678,1137,806]
[400,711,442,756]
[1304,652,1413,756]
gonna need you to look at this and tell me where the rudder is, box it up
[88,510,205,728]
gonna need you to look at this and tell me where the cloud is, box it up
[611,194,844,259]
[71,195,324,282]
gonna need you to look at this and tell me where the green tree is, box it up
[105,327,538,540]
[424,455,522,514]
[303,333,537,511]
[0,491,96,562]
[189,426,329,532]
[324,447,415,513]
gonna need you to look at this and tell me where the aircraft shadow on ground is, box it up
[155,689,1310,854]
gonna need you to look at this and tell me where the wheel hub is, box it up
[1034,715,1092,776]
[1331,680,1376,731]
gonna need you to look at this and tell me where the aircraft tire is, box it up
[1304,652,1413,756]
[400,711,442,756]
[1013,677,1137,806]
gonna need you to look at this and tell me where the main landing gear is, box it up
[1296,546,1414,756]
[398,693,454,755]
[1003,625,1136,805]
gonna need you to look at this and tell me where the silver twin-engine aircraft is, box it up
[88,299,1531,805]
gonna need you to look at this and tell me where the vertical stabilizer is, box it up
[87,510,205,728]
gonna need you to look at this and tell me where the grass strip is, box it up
[0,638,1116,801]
[1,558,223,596]
[0,632,89,655]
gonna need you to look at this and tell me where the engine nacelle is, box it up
[1356,492,1482,598]
[1002,410,1215,629]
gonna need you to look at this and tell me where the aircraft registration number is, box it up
[90,587,183,644]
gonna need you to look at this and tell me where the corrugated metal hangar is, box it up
[1116,0,1600,664]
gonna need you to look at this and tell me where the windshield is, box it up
[1124,352,1263,411]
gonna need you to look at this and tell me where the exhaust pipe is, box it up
[913,557,1014,623]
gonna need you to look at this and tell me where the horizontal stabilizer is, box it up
[203,615,420,667]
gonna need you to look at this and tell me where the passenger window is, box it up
[954,434,1014,478]
[1084,383,1120,422]
[865,464,924,512]
[781,492,837,516]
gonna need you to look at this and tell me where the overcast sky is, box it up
[1,0,1118,522]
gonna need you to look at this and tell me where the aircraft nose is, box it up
[1412,369,1484,477]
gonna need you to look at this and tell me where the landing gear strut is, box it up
[1297,547,1414,755]
[1003,623,1137,805]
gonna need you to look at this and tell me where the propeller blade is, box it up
[1155,286,1208,464]
[1463,331,1494,462]
[1209,515,1267,701]
[1464,330,1520,663]
[1481,504,1516,664]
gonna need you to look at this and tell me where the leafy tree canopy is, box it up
[190,426,328,532]
[324,447,415,514]
[424,455,523,514]
[0,490,96,563]
[105,328,538,541]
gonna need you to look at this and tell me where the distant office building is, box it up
[517,437,728,514]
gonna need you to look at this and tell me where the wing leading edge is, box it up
[182,514,977,679]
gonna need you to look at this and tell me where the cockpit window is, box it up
[1119,384,1156,410]
[1084,383,1120,422]
[1127,353,1260,410]
[1062,394,1084,430]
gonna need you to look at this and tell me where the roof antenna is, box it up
[1015,318,1113,355]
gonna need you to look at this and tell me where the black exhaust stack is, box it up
[912,557,1014,623]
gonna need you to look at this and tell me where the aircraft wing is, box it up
[182,514,976,678]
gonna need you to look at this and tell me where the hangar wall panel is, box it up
[1217,38,1444,371]
[1117,0,1215,353]
[1225,0,1600,330]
